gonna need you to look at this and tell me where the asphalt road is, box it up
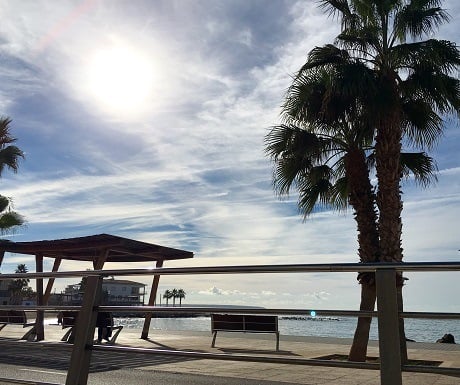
[0,340,300,385]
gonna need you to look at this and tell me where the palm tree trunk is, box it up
[375,100,403,263]
[374,83,407,362]
[348,282,376,361]
[345,149,380,362]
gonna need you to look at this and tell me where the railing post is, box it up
[66,275,102,385]
[375,268,402,385]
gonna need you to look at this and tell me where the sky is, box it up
[0,0,459,312]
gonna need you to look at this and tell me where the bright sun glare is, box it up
[86,45,155,115]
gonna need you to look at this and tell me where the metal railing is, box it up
[0,261,459,385]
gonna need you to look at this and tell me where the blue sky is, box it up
[0,0,459,312]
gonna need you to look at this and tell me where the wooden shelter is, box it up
[0,233,193,340]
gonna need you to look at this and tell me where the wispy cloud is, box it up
[0,0,458,312]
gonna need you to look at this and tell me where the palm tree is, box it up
[163,289,173,306]
[177,289,186,306]
[171,288,178,307]
[286,0,459,361]
[266,65,437,361]
[305,0,459,261]
[8,263,30,304]
[0,117,25,234]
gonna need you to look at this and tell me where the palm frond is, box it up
[400,152,438,187]
[393,39,460,73]
[393,0,450,42]
[329,176,350,210]
[297,177,334,217]
[0,195,10,212]
[318,0,352,19]
[402,69,460,116]
[0,211,25,234]
[302,44,352,71]
[265,124,322,160]
[0,117,17,146]
[0,146,24,175]
[336,25,381,55]
[401,98,443,149]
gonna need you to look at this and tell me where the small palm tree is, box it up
[163,289,173,306]
[171,288,178,307]
[8,263,30,304]
[177,289,186,306]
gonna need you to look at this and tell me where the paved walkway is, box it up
[2,324,460,385]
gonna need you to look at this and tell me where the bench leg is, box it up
[61,327,74,342]
[276,332,280,351]
[211,331,217,347]
[107,326,123,344]
[21,327,37,341]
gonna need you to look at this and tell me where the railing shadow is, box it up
[0,339,200,373]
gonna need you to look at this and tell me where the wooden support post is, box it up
[141,259,163,339]
[43,257,62,304]
[93,249,108,270]
[35,253,44,341]
[65,275,102,385]
[376,268,402,385]
[22,257,62,340]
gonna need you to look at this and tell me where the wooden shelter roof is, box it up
[0,233,193,263]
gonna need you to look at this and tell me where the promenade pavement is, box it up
[1,323,459,385]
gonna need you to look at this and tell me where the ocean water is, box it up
[114,316,459,344]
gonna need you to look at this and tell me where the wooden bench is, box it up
[0,310,36,340]
[59,311,123,344]
[211,313,279,351]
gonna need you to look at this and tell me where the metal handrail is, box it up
[0,261,459,280]
[2,305,459,320]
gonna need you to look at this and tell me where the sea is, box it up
[113,315,460,344]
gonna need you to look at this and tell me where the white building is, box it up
[103,278,146,306]
[60,278,146,306]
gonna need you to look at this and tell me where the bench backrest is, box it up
[60,311,78,328]
[59,311,114,329]
[0,310,27,324]
[211,314,278,332]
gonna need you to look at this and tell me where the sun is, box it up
[86,45,155,116]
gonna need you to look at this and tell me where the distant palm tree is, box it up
[8,263,30,304]
[163,289,173,306]
[171,288,178,307]
[177,289,186,306]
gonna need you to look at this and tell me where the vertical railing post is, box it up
[66,275,102,385]
[375,268,402,385]
[35,253,44,341]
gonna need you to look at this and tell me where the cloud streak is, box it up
[0,0,458,312]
